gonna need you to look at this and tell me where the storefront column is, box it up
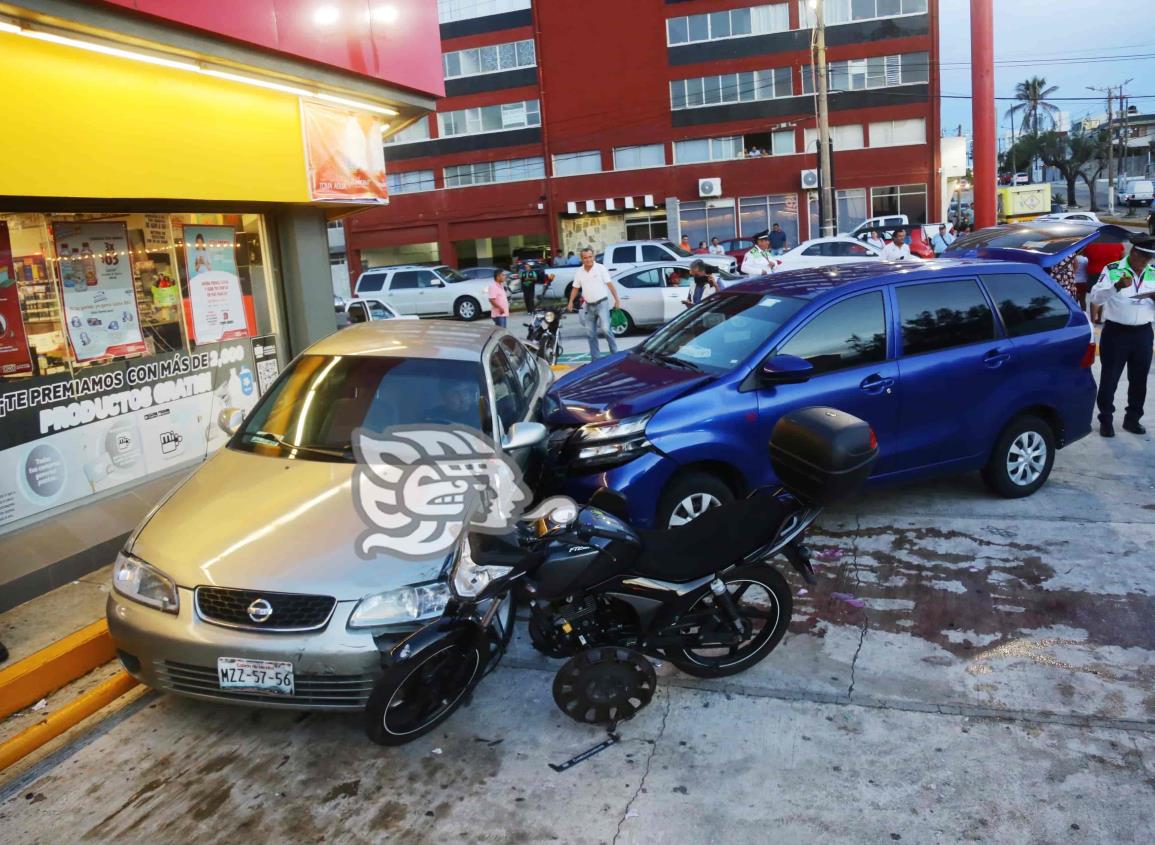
[273,207,338,355]
[438,221,457,270]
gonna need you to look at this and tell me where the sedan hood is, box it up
[546,352,712,425]
[130,449,445,599]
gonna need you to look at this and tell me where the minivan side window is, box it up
[896,279,996,356]
[640,244,668,262]
[982,273,1070,337]
[390,271,421,290]
[358,272,386,293]
[778,291,887,374]
[610,246,637,264]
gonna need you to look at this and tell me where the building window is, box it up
[443,156,545,187]
[553,150,602,177]
[438,100,541,137]
[680,200,738,247]
[802,52,928,94]
[671,67,792,110]
[870,184,928,224]
[771,129,796,155]
[385,119,431,145]
[804,124,865,151]
[387,170,437,194]
[667,4,790,45]
[738,194,800,245]
[869,118,926,147]
[625,210,668,241]
[799,0,927,27]
[613,144,666,171]
[673,136,745,164]
[443,39,536,79]
[437,0,530,23]
[807,188,869,236]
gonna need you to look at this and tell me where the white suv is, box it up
[353,265,493,320]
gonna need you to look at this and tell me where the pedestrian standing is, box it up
[1073,252,1090,311]
[521,261,553,314]
[1084,240,1125,325]
[682,259,720,307]
[768,223,788,255]
[865,230,887,252]
[488,269,509,328]
[680,235,692,252]
[709,237,726,255]
[566,251,581,266]
[567,248,622,360]
[741,231,777,275]
[881,228,914,260]
[1089,234,1155,436]
[931,222,956,255]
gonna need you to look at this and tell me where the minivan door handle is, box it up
[983,348,1011,368]
[859,373,895,395]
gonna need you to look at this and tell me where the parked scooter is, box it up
[525,306,565,365]
[363,407,878,746]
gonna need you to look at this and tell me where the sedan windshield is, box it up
[233,355,489,462]
[638,292,805,374]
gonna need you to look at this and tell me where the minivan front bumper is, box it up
[555,450,676,528]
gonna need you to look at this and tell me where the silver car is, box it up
[107,321,551,710]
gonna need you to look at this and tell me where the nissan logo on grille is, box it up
[247,598,274,623]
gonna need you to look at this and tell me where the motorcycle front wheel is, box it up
[668,565,792,679]
[365,641,483,746]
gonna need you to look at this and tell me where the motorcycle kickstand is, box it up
[783,541,818,586]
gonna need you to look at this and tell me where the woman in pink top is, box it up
[488,269,510,328]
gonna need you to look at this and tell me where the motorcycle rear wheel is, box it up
[668,565,792,679]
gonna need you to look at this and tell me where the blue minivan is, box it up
[545,254,1098,528]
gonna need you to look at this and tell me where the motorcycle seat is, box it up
[631,489,788,583]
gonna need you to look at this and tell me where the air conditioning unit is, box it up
[800,169,820,190]
[698,178,722,198]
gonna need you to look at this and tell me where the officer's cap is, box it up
[753,230,771,241]
[1130,233,1155,255]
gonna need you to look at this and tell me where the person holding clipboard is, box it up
[1088,234,1155,436]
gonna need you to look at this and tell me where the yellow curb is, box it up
[0,671,138,772]
[0,620,115,720]
[550,363,575,373]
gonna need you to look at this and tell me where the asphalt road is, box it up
[2,359,1153,843]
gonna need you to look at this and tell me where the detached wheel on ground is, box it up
[610,310,634,337]
[981,415,1055,498]
[454,296,481,321]
[657,472,734,528]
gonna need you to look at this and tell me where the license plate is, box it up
[217,657,294,696]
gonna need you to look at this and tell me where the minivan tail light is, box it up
[1080,342,1096,369]
[869,428,879,450]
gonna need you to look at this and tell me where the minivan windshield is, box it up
[638,292,805,374]
[233,355,489,462]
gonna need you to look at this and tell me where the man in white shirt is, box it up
[881,228,914,261]
[741,231,777,276]
[1088,234,1155,436]
[709,237,726,255]
[567,247,623,360]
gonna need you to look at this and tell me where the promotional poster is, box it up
[183,225,249,344]
[301,100,389,203]
[52,222,147,362]
[0,221,33,376]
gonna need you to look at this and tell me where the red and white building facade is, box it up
[346,0,941,278]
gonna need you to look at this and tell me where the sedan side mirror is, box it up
[501,421,548,451]
[217,407,244,436]
[761,354,814,384]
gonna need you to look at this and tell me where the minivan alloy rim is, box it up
[1007,431,1047,486]
[669,492,722,527]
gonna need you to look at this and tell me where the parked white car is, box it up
[352,265,493,320]
[1033,211,1102,224]
[772,236,885,272]
[609,262,742,335]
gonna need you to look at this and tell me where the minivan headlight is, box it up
[575,412,652,443]
[571,413,652,468]
[113,551,179,614]
[349,582,451,628]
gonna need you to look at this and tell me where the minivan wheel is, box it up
[455,296,481,321]
[658,473,735,528]
[982,415,1055,498]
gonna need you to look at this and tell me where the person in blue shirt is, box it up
[768,223,788,254]
[565,251,581,266]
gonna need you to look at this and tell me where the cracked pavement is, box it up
[2,369,1155,843]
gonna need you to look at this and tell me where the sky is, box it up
[938,0,1155,137]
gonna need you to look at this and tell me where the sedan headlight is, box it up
[113,551,179,614]
[349,581,451,628]
[451,537,513,599]
[572,413,652,467]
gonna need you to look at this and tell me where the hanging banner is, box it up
[0,222,34,376]
[51,222,146,363]
[183,225,249,344]
[301,100,389,203]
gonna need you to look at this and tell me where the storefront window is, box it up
[679,200,737,248]
[738,195,800,244]
[807,188,869,237]
[625,211,669,241]
[0,211,283,532]
[870,184,927,224]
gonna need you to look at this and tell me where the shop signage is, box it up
[52,222,147,363]
[143,213,170,252]
[250,334,280,396]
[0,342,260,527]
[183,225,249,344]
[0,222,33,376]
[301,100,389,204]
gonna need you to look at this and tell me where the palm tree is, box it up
[1004,77,1061,137]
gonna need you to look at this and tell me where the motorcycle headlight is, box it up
[545,311,556,323]
[451,537,513,599]
[113,551,179,614]
[349,581,451,628]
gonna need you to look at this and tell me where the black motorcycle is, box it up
[364,406,877,746]
[525,306,564,365]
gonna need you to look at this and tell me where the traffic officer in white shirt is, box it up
[741,231,778,276]
[567,247,622,360]
[881,228,914,260]
[1088,234,1155,436]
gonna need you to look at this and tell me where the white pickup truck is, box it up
[542,240,737,301]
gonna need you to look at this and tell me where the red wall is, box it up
[97,0,444,96]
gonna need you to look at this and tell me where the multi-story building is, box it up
[346,0,941,279]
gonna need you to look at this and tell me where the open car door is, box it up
[942,222,1133,269]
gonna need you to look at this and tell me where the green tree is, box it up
[1034,130,1102,207]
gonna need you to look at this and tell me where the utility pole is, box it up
[1106,88,1115,216]
[813,0,835,237]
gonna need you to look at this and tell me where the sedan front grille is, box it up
[195,586,336,632]
[155,660,374,709]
